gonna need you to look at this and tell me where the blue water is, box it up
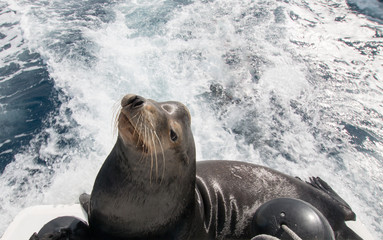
[1,0,382,238]
[347,0,383,24]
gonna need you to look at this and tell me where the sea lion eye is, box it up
[170,129,178,142]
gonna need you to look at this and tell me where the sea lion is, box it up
[80,94,362,240]
[84,94,203,240]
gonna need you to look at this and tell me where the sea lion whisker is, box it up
[145,126,153,185]
[141,121,147,149]
[113,104,122,138]
[140,126,148,162]
[150,129,159,181]
[138,153,145,163]
[133,124,145,164]
[133,113,143,139]
[131,111,141,121]
[135,114,144,139]
[134,115,144,148]
[152,143,156,184]
[141,119,149,153]
[138,136,146,164]
[148,118,155,130]
[153,130,166,183]
[150,154,153,185]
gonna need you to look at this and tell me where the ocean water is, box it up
[0,0,382,238]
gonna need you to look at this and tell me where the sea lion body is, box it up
[81,94,361,240]
[195,160,358,239]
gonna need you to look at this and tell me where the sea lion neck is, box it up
[114,136,168,185]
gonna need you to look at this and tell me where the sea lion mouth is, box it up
[118,95,148,149]
[119,110,149,153]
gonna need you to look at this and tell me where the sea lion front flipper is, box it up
[307,177,355,220]
[79,193,91,218]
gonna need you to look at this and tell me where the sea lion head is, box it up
[90,94,196,237]
[117,94,195,183]
[90,94,197,238]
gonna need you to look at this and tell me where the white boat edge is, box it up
[1,204,375,240]
[1,204,88,240]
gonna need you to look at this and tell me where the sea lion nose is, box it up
[121,94,145,108]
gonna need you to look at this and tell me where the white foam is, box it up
[1,0,382,238]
